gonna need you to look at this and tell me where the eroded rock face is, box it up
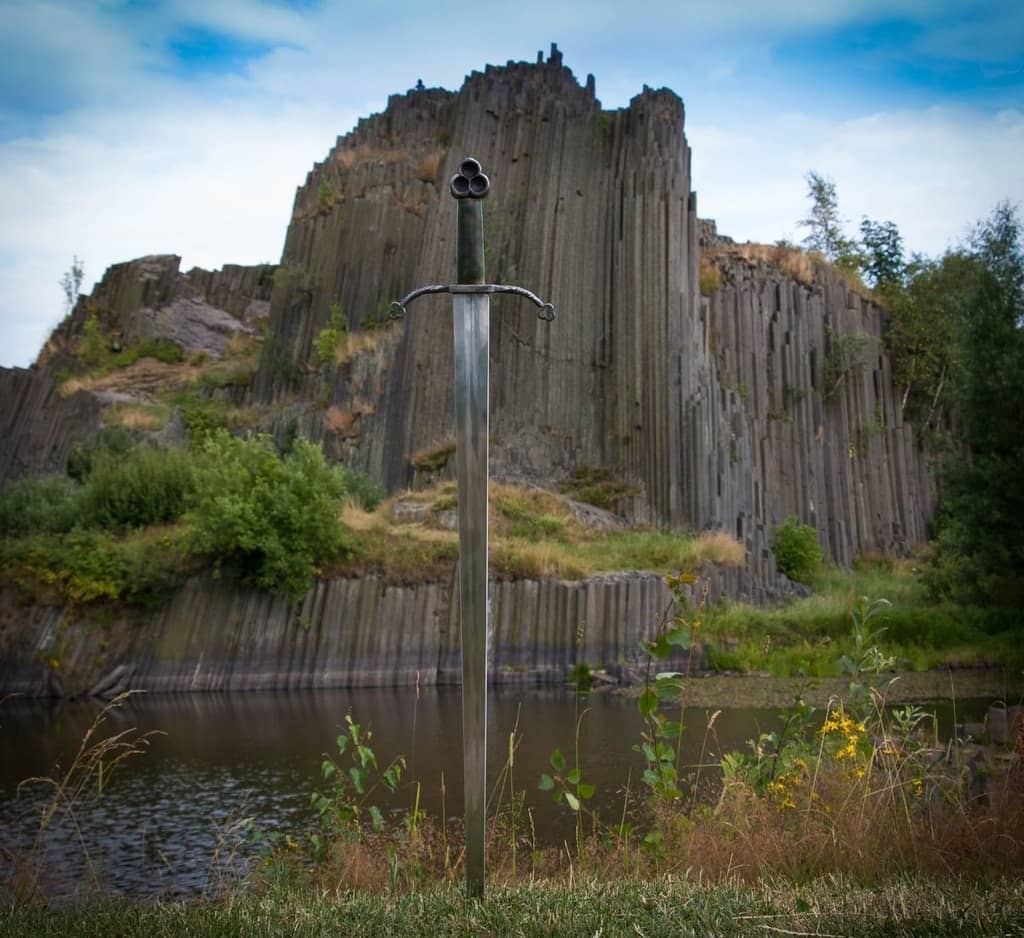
[0,49,935,599]
[0,256,273,480]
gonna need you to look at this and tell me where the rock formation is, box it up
[0,47,937,694]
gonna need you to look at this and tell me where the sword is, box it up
[389,157,555,898]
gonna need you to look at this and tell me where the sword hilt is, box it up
[388,156,556,323]
[388,284,555,322]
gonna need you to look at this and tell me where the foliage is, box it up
[111,339,183,368]
[2,527,189,608]
[633,572,701,806]
[0,475,88,537]
[560,465,638,511]
[699,258,722,295]
[798,171,861,269]
[771,516,822,584]
[59,255,85,316]
[86,444,195,529]
[185,431,358,599]
[823,326,872,399]
[411,440,455,473]
[309,714,406,849]
[313,303,348,366]
[881,249,969,429]
[859,217,905,289]
[925,203,1024,607]
[339,467,385,512]
[538,745,595,814]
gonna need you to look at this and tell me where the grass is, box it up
[704,555,1024,675]
[342,483,745,584]
[2,877,1023,937]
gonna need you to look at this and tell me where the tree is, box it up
[798,171,860,269]
[859,218,905,289]
[59,255,84,316]
[926,203,1024,607]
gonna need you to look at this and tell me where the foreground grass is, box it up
[3,877,1022,937]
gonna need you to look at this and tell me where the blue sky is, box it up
[1,0,1022,366]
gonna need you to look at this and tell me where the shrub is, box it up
[339,467,384,512]
[0,475,88,537]
[112,339,183,368]
[314,304,348,365]
[186,432,358,599]
[771,516,823,583]
[4,528,188,608]
[66,426,137,482]
[560,466,638,511]
[87,444,195,529]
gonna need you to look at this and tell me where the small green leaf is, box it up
[349,766,365,794]
[336,734,348,753]
[661,720,684,739]
[369,805,384,832]
[321,759,336,779]
[565,792,581,812]
[578,783,596,800]
[642,769,660,786]
[550,749,566,772]
[638,689,658,716]
[651,635,671,659]
[567,768,581,785]
[666,627,691,648]
[539,774,555,791]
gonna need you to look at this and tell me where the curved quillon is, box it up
[450,157,490,200]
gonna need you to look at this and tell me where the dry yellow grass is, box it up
[57,360,202,398]
[334,145,411,170]
[414,149,444,182]
[334,329,396,366]
[101,403,170,431]
[694,530,746,567]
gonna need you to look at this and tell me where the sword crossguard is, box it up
[389,284,555,322]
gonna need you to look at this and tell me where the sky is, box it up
[1,0,1022,367]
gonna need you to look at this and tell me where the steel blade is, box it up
[452,291,489,898]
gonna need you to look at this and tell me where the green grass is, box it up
[2,877,1021,937]
[704,557,1024,675]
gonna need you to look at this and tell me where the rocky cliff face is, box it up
[245,46,933,578]
[0,572,693,696]
[0,256,273,480]
[0,46,934,602]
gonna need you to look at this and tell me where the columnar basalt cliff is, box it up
[0,573,691,696]
[0,48,937,695]
[248,45,932,577]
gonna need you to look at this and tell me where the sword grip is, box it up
[457,199,485,285]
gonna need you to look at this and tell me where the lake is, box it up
[0,685,994,901]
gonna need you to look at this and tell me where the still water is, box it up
[0,686,988,901]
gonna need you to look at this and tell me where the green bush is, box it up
[339,467,384,512]
[67,426,137,482]
[4,528,187,608]
[87,444,195,529]
[186,432,357,599]
[0,475,88,536]
[112,339,183,368]
[771,516,823,584]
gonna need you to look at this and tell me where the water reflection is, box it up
[0,687,990,901]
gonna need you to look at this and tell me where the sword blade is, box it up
[452,291,489,898]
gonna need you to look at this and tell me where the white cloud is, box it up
[690,106,1024,256]
[0,94,358,367]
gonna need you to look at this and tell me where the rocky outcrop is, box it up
[0,572,702,697]
[0,47,936,614]
[0,256,274,481]
[701,246,935,564]
[244,46,933,583]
